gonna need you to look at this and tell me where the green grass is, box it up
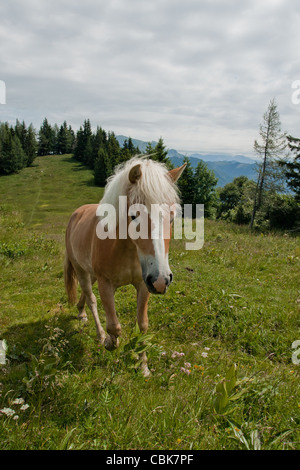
[0,155,299,450]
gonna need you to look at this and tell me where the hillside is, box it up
[0,155,299,450]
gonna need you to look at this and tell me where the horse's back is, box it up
[66,204,99,273]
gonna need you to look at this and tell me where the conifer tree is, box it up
[250,99,287,228]
[194,160,218,216]
[280,135,300,201]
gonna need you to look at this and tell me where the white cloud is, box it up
[0,0,299,155]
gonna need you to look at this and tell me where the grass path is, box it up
[0,155,299,450]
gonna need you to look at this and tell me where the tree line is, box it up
[0,102,299,231]
[0,120,37,175]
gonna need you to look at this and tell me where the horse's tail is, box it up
[64,252,78,305]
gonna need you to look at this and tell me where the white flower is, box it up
[0,407,15,417]
[20,404,30,411]
[204,347,210,351]
[12,398,25,405]
[201,352,208,358]
[171,351,185,358]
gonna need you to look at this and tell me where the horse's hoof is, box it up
[77,313,88,323]
[104,335,119,351]
[141,364,151,378]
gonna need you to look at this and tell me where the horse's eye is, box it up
[130,215,136,221]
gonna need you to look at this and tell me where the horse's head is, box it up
[127,161,186,294]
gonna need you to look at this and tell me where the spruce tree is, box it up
[194,160,218,216]
[24,124,37,166]
[280,135,300,201]
[250,99,287,228]
[177,156,195,212]
[153,137,170,165]
[38,118,55,156]
[94,147,108,186]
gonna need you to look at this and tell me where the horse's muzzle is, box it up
[145,273,173,294]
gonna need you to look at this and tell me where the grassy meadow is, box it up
[0,154,299,450]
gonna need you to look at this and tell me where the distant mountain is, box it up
[187,152,256,164]
[169,155,257,187]
[116,135,157,153]
[116,135,257,187]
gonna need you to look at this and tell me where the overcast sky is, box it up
[0,0,299,156]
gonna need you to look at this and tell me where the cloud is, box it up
[0,0,299,155]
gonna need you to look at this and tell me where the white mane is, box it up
[99,156,181,225]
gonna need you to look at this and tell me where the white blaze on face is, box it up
[149,206,172,293]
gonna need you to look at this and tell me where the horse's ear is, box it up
[168,163,187,182]
[129,164,142,184]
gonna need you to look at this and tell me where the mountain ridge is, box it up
[116,135,257,187]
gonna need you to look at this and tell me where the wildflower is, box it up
[171,351,185,358]
[201,352,208,358]
[13,415,19,421]
[184,362,191,369]
[204,347,210,351]
[194,364,204,371]
[180,367,191,375]
[12,398,25,405]
[176,438,182,443]
[0,407,15,417]
[20,404,30,411]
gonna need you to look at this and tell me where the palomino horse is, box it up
[64,157,186,376]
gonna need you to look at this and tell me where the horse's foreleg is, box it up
[136,282,151,377]
[98,278,121,351]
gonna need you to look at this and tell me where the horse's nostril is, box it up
[146,274,154,286]
[169,273,173,283]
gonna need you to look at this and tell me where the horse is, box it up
[64,156,186,376]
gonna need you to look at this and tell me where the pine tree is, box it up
[94,147,108,186]
[145,142,155,155]
[57,121,69,154]
[194,160,218,216]
[24,124,37,166]
[280,135,300,201]
[74,127,84,161]
[38,118,55,156]
[106,132,121,176]
[0,123,26,174]
[153,137,170,165]
[177,156,195,210]
[250,99,287,228]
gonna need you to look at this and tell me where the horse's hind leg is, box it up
[76,270,106,344]
[76,276,96,322]
[77,292,87,321]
